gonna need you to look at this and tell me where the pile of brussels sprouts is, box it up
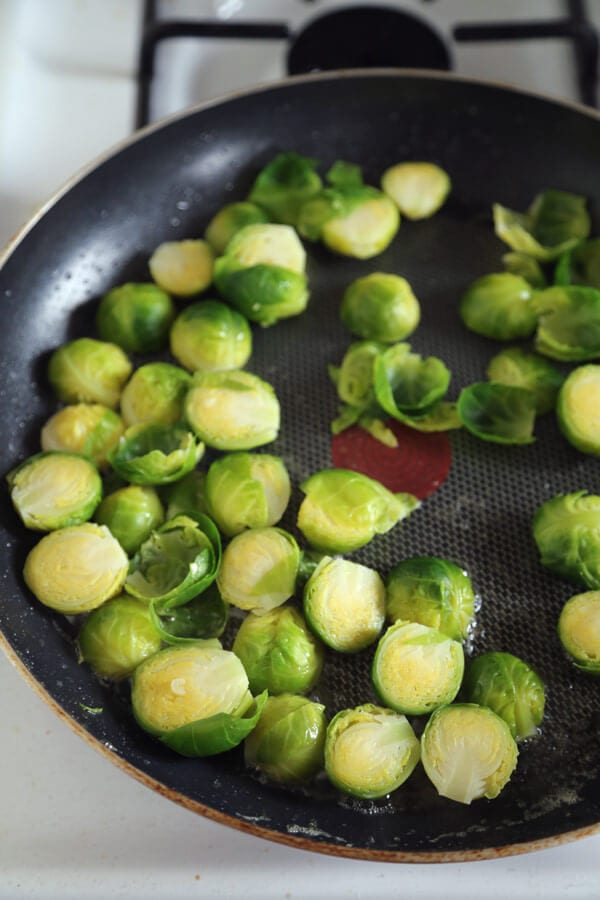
[6,152,600,810]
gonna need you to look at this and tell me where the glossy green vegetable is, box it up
[120,363,191,427]
[459,273,537,340]
[385,556,475,642]
[8,451,102,531]
[421,703,518,804]
[381,161,451,220]
[340,272,420,342]
[557,590,600,674]
[324,703,420,799]
[329,340,382,410]
[95,283,175,352]
[457,382,536,444]
[532,491,600,589]
[463,652,545,741]
[244,693,326,785]
[148,239,214,297]
[555,238,600,289]
[372,620,464,716]
[161,468,207,520]
[93,484,164,555]
[493,189,590,261]
[232,605,324,695]
[297,468,419,553]
[247,152,322,226]
[109,423,204,485]
[40,403,125,469]
[373,343,451,418]
[150,583,229,645]
[533,285,600,361]
[48,337,132,408]
[486,347,563,415]
[303,556,385,652]
[77,594,162,680]
[502,251,547,288]
[169,300,252,372]
[557,364,600,455]
[205,201,270,254]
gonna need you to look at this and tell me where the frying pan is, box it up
[1,70,600,862]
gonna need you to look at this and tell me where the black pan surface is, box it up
[1,71,600,861]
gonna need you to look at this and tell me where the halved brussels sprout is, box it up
[216,526,300,615]
[380,161,451,220]
[421,703,518,804]
[93,484,164,555]
[459,273,537,341]
[40,403,125,468]
[148,239,214,297]
[109,423,204,485]
[23,522,129,614]
[232,605,324,695]
[297,468,419,553]
[372,620,464,716]
[373,343,451,418]
[303,556,385,653]
[120,363,192,427]
[340,272,420,342]
[493,189,590,261]
[457,382,536,444]
[555,238,600,289]
[95,282,175,353]
[532,491,600,589]
[184,369,280,451]
[8,451,102,531]
[463,651,545,741]
[486,347,563,415]
[324,703,420,800]
[557,364,600,455]
[48,337,132,408]
[169,300,252,373]
[204,452,291,537]
[557,590,600,674]
[533,285,600,362]
[247,152,323,226]
[244,693,326,785]
[205,201,270,255]
[77,594,162,680]
[385,556,475,642]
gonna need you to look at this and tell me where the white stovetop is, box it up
[2,1,600,896]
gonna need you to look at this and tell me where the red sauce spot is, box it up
[331,420,452,499]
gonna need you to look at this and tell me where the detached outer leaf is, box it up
[457,382,536,445]
[159,690,268,757]
[149,584,228,644]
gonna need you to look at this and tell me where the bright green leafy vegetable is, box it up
[169,300,252,372]
[457,382,536,444]
[340,272,420,342]
[459,273,537,340]
[150,583,229,645]
[486,347,563,415]
[109,423,204,484]
[493,189,590,261]
[95,283,175,353]
[48,337,132,408]
[532,491,600,589]
[463,651,545,741]
[555,238,600,289]
[532,285,600,361]
[373,342,451,417]
[380,161,451,220]
[120,363,191,427]
[557,590,600,674]
[77,594,162,680]
[248,152,322,226]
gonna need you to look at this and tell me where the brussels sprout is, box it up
[204,452,291,537]
[463,652,545,741]
[247,152,323,226]
[557,590,600,674]
[216,526,300,615]
[184,369,280,451]
[232,605,324,695]
[457,382,536,444]
[303,556,385,653]
[297,468,419,554]
[340,272,420,342]
[502,252,547,288]
[205,201,270,255]
[148,239,214,297]
[151,583,229,645]
[329,340,382,410]
[125,513,221,610]
[324,704,420,800]
[486,347,564,415]
[493,189,590,261]
[48,337,132,408]
[557,364,600,455]
[372,620,464,716]
[95,282,175,353]
[380,161,451,220]
[40,403,125,468]
[244,693,326,785]
[421,703,518,804]
[213,223,309,326]
[532,285,600,362]
[385,556,475,642]
[161,468,207,519]
[77,594,162,680]
[120,363,192,427]
[532,491,600,589]
[8,451,102,531]
[131,642,267,756]
[109,423,204,485]
[373,342,451,417]
[555,238,600,289]
[169,299,252,373]
[459,273,537,341]
[23,522,129,614]
[93,484,164,555]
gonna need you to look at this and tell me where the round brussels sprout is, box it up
[184,369,280,451]
[385,556,475,642]
[247,152,323,226]
[340,273,420,342]
[493,189,590,261]
[373,343,451,417]
[372,620,464,716]
[380,161,451,220]
[421,703,518,804]
[95,282,175,353]
[486,346,563,416]
[324,704,420,799]
[232,605,324,695]
[244,693,326,785]
[120,363,191,427]
[533,285,600,362]
[457,382,536,445]
[216,527,300,616]
[203,452,291,537]
[459,273,537,341]
[23,522,129,614]
[169,300,252,372]
[303,556,385,653]
[8,451,102,531]
[205,201,270,254]
[463,651,545,741]
[557,364,600,455]
[48,337,132,408]
[532,491,600,589]
[148,239,214,297]
[77,594,162,680]
[557,590,600,674]
[109,423,204,485]
[40,403,125,468]
[93,484,164,555]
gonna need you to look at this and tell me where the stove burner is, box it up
[287,5,451,76]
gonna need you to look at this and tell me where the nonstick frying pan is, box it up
[1,70,600,862]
